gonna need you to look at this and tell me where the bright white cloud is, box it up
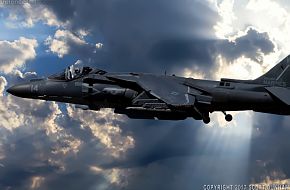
[183,66,206,79]
[0,76,7,96]
[214,0,236,38]
[44,29,103,59]
[45,36,69,58]
[54,30,86,45]
[96,43,104,49]
[213,55,264,80]
[0,37,38,74]
[45,30,86,58]
[13,70,37,79]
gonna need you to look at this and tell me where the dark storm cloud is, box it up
[249,114,290,182]
[115,114,290,189]
[43,0,274,74]
[0,126,108,190]
[122,156,249,190]
[217,28,275,63]
[149,39,216,69]
[43,0,220,73]
[146,30,274,77]
[0,128,59,189]
[149,28,275,72]
[0,108,124,190]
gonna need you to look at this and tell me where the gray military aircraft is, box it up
[6,55,290,124]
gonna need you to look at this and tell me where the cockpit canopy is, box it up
[48,65,106,81]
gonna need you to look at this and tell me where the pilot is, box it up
[74,68,81,75]
[65,66,72,80]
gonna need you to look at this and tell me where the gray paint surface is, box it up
[6,55,290,124]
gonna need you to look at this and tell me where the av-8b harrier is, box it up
[6,55,290,124]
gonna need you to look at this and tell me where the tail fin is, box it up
[254,55,290,87]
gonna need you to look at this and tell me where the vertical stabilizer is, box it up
[254,55,290,87]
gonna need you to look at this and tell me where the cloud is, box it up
[41,0,220,73]
[45,29,101,59]
[150,27,274,76]
[0,92,136,189]
[18,0,269,91]
[21,3,63,27]
[0,37,38,74]
[44,29,86,58]
[3,3,66,28]
[246,113,290,183]
[66,106,135,158]
[212,28,276,81]
[214,0,236,38]
[41,1,274,77]
[217,28,275,63]
[213,55,264,80]
[209,1,290,183]
[0,76,7,96]
[178,27,275,79]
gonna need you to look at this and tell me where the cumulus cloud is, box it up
[0,37,38,74]
[66,106,134,158]
[213,0,290,63]
[217,28,275,63]
[45,30,86,58]
[45,29,101,59]
[24,3,67,27]
[0,90,136,189]
[13,70,37,80]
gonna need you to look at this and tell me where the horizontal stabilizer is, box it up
[265,87,290,105]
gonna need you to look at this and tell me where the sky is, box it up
[1,0,290,189]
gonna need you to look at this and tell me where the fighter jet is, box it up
[6,55,290,124]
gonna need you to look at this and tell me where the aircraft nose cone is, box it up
[6,84,31,97]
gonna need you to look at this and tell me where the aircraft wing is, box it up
[106,74,211,107]
[265,86,290,106]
